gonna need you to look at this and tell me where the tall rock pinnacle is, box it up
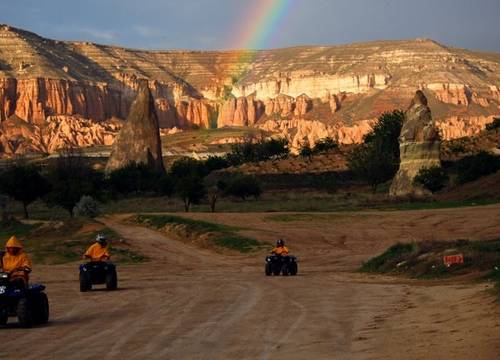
[390,90,441,197]
[105,81,165,174]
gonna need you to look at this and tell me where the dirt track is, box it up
[1,205,500,359]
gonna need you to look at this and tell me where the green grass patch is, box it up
[1,218,147,265]
[134,214,265,253]
[135,214,233,233]
[361,239,500,282]
[0,219,40,241]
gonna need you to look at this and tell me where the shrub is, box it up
[224,175,262,200]
[486,118,500,131]
[312,137,338,153]
[226,137,289,165]
[170,157,208,179]
[299,143,313,159]
[347,110,404,192]
[44,149,104,217]
[74,196,100,218]
[176,175,206,212]
[457,151,500,184]
[413,166,449,193]
[107,162,163,195]
[0,162,50,218]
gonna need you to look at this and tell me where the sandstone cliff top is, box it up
[0,24,499,90]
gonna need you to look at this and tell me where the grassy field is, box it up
[0,218,147,265]
[360,238,500,298]
[133,214,265,253]
[4,189,500,222]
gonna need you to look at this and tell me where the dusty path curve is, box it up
[1,207,500,359]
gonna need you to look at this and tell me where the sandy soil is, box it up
[1,204,499,359]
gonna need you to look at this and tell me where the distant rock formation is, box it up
[390,91,441,197]
[0,25,499,157]
[105,81,165,174]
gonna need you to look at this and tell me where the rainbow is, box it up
[227,0,296,82]
[231,0,296,51]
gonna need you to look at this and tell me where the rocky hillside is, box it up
[0,24,499,155]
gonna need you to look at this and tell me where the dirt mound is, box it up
[361,238,500,280]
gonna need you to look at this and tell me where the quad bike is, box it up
[0,272,49,328]
[79,261,118,292]
[265,255,298,276]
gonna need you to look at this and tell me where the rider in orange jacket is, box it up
[271,239,289,256]
[0,236,32,287]
[83,234,110,262]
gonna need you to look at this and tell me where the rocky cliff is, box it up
[105,82,164,174]
[0,24,499,155]
[390,91,441,197]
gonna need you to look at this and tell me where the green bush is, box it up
[0,162,50,218]
[486,118,500,131]
[44,150,104,217]
[226,137,289,165]
[224,174,262,200]
[457,151,500,184]
[414,166,449,193]
[107,162,164,195]
[347,110,404,192]
[74,196,100,218]
[175,175,206,212]
[312,137,338,153]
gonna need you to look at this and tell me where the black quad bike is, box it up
[0,272,49,328]
[79,262,118,292]
[265,255,298,276]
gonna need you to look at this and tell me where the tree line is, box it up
[0,137,290,218]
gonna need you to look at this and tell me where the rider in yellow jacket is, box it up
[271,239,289,256]
[1,235,32,287]
[83,234,110,262]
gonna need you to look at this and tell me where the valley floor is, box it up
[1,205,500,359]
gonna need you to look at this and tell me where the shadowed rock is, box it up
[390,90,441,197]
[105,81,165,174]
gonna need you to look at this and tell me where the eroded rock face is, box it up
[258,118,375,153]
[0,115,121,155]
[0,25,499,156]
[105,82,165,174]
[390,91,441,197]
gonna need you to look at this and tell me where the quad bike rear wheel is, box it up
[32,292,49,325]
[289,262,298,276]
[265,263,272,276]
[79,271,91,292]
[0,310,7,326]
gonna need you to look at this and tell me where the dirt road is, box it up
[1,205,500,359]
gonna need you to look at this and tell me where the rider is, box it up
[83,234,110,262]
[271,239,289,256]
[0,235,32,288]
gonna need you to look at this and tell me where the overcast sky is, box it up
[0,0,499,51]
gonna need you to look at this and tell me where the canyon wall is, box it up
[0,25,499,155]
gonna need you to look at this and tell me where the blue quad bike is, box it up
[265,255,298,276]
[79,262,118,292]
[0,272,49,328]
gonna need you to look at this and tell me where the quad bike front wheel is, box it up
[17,297,33,328]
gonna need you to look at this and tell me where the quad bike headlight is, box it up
[0,286,6,294]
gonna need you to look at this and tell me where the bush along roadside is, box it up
[360,238,500,299]
[132,214,266,253]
